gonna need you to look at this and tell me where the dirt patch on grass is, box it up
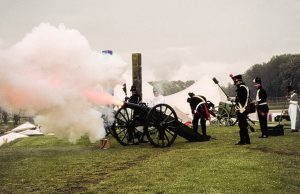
[115,149,171,171]
[114,154,152,170]
[52,149,172,192]
[248,147,300,156]
[54,173,110,193]
[55,184,87,194]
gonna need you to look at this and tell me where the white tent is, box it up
[11,122,36,133]
[165,75,227,116]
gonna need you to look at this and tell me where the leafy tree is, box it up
[225,54,300,97]
[149,80,196,96]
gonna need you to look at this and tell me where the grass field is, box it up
[0,124,299,194]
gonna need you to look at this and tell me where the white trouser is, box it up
[288,103,298,130]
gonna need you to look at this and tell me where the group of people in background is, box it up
[187,74,299,145]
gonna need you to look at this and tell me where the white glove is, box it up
[235,103,245,113]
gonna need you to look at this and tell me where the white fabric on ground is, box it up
[19,129,44,136]
[0,132,28,146]
[11,122,36,132]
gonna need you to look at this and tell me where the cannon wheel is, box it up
[210,106,231,127]
[111,106,142,146]
[145,104,178,148]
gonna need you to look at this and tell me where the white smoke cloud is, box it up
[141,47,189,81]
[0,23,127,143]
[140,47,244,85]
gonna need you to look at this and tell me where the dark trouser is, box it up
[257,106,269,136]
[193,113,206,135]
[237,112,250,144]
[258,111,268,136]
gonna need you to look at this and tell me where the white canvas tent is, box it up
[164,75,227,116]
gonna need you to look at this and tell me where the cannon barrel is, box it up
[212,77,228,97]
[123,101,148,110]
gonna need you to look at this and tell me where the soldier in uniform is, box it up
[187,92,210,136]
[287,86,299,132]
[127,85,141,104]
[253,77,269,138]
[126,85,145,143]
[228,74,251,145]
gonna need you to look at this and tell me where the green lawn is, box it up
[0,124,299,194]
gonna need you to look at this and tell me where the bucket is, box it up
[100,138,111,149]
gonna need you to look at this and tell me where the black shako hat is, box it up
[287,86,294,92]
[253,77,261,84]
[188,92,195,97]
[230,74,243,81]
[130,85,137,92]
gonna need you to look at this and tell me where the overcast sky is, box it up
[1,0,300,84]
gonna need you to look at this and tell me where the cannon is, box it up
[111,101,210,148]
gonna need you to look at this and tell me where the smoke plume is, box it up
[0,23,127,142]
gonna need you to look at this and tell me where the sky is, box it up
[1,0,300,84]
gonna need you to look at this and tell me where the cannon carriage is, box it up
[210,101,237,126]
[111,101,209,148]
[210,101,255,129]
[111,102,178,147]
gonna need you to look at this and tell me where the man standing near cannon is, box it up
[253,77,269,138]
[187,92,210,136]
[125,85,146,143]
[126,85,141,104]
[228,74,251,145]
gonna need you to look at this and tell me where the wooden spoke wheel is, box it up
[111,107,143,146]
[145,104,178,148]
[210,106,230,127]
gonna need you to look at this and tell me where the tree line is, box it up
[149,80,195,96]
[224,54,300,98]
[150,54,299,98]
